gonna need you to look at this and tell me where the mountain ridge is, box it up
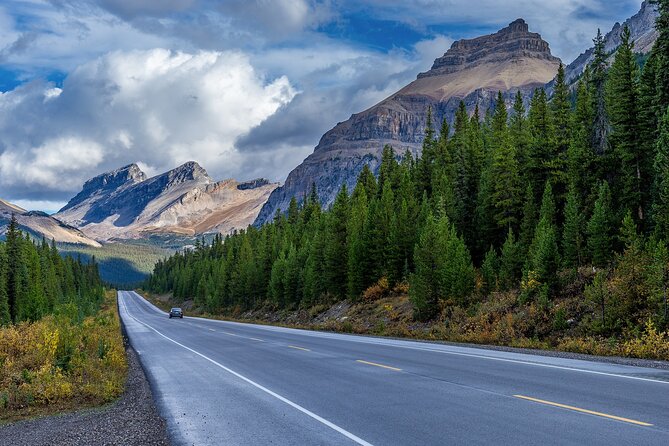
[55,162,278,240]
[255,18,562,224]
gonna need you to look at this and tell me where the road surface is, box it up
[118,290,669,445]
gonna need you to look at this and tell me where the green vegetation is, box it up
[59,241,173,287]
[0,217,124,421]
[0,215,104,324]
[147,18,669,358]
[0,290,126,421]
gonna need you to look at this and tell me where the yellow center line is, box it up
[513,395,653,427]
[288,345,311,352]
[356,360,402,372]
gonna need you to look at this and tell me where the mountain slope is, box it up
[564,0,658,84]
[255,19,561,224]
[55,162,279,240]
[0,199,101,247]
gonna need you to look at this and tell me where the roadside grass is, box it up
[139,287,669,363]
[0,290,127,423]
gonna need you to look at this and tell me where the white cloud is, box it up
[0,48,297,203]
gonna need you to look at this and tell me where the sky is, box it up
[0,0,646,213]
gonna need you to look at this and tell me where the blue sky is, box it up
[0,0,646,212]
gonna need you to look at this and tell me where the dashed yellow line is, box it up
[356,360,402,372]
[288,345,311,352]
[513,395,653,427]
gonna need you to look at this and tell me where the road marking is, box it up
[127,292,669,386]
[356,360,402,372]
[208,328,216,332]
[118,294,374,446]
[222,331,242,337]
[513,395,653,427]
[288,345,311,352]
[249,337,264,342]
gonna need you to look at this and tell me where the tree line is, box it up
[0,215,105,325]
[147,2,669,336]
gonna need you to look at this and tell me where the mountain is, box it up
[563,0,658,85]
[255,19,562,224]
[0,198,101,247]
[55,162,278,240]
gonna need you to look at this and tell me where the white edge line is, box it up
[119,292,374,446]
[127,291,669,386]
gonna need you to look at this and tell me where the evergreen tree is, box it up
[549,63,571,208]
[562,185,585,268]
[324,185,350,298]
[587,181,614,267]
[590,29,610,156]
[652,107,669,238]
[607,25,645,222]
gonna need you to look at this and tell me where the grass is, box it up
[138,288,669,363]
[0,290,127,423]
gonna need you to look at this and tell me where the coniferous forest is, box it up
[0,215,104,325]
[148,3,669,351]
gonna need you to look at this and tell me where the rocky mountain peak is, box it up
[59,163,147,213]
[419,18,559,79]
[165,161,211,185]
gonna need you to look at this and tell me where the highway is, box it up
[118,290,669,445]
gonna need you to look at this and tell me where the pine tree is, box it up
[0,243,10,325]
[490,92,521,235]
[528,88,556,199]
[510,91,531,179]
[324,185,349,298]
[651,0,669,115]
[526,182,560,292]
[481,246,499,294]
[568,74,595,209]
[652,107,669,238]
[549,63,570,208]
[347,183,369,299]
[590,29,610,156]
[607,25,644,222]
[562,185,585,268]
[587,181,614,267]
[499,229,522,290]
[417,107,437,196]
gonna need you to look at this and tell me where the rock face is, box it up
[563,0,658,84]
[0,199,101,247]
[255,19,561,224]
[55,162,279,240]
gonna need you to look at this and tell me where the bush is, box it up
[0,291,127,419]
[363,277,390,301]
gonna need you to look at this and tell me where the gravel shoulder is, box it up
[0,345,170,446]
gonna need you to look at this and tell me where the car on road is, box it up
[169,308,183,318]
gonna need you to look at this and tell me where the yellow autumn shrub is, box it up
[0,290,127,418]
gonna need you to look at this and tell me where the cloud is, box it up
[0,49,297,203]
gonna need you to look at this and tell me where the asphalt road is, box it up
[118,290,669,445]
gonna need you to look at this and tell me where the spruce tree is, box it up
[652,107,669,239]
[528,88,555,199]
[549,63,570,208]
[324,185,349,298]
[590,29,610,156]
[587,181,614,267]
[607,25,644,222]
[0,243,9,325]
[562,185,585,268]
[651,0,669,115]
